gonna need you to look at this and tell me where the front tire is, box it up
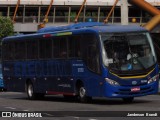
[78,86,92,103]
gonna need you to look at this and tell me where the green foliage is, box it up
[0,16,14,39]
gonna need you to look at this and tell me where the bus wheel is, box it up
[122,97,134,103]
[27,82,44,100]
[27,82,35,100]
[78,86,92,103]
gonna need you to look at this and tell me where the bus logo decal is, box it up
[78,68,84,72]
[132,81,137,85]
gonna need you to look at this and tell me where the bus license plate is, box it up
[131,87,140,92]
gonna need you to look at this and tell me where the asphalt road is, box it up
[0,92,160,120]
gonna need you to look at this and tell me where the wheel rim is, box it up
[28,84,33,97]
[79,87,86,98]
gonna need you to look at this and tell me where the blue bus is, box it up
[1,22,159,102]
[0,64,4,91]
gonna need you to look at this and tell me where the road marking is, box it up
[74,117,80,120]
[23,110,29,111]
[43,113,54,117]
[5,107,16,110]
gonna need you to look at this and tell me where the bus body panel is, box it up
[3,59,105,97]
[3,60,75,93]
[4,59,159,98]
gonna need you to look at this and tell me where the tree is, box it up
[0,16,14,61]
[0,16,14,39]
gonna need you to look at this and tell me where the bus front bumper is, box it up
[104,81,159,98]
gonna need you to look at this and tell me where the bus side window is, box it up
[14,41,26,60]
[3,42,15,61]
[39,38,52,59]
[82,34,101,74]
[53,37,60,58]
[26,40,38,59]
[68,35,82,58]
[60,38,67,58]
[53,37,67,59]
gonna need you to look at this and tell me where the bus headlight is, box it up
[148,74,159,84]
[105,78,120,86]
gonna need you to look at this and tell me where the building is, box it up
[0,0,160,33]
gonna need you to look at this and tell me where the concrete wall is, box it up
[0,0,119,6]
[1,0,160,33]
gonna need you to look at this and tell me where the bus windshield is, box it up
[101,32,157,72]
